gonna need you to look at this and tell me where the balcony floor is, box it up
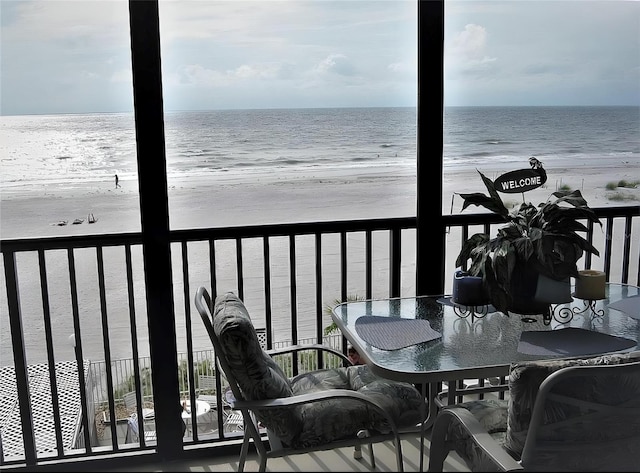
[98,432,471,472]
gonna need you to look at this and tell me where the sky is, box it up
[0,0,638,116]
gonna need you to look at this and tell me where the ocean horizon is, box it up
[1,105,638,196]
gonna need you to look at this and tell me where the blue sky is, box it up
[1,0,638,116]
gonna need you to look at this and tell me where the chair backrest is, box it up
[195,288,300,443]
[198,374,216,392]
[123,391,138,409]
[506,351,640,471]
[195,288,247,410]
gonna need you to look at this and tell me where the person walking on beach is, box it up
[115,174,121,188]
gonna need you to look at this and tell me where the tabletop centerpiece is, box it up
[455,164,602,318]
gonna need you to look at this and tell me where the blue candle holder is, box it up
[452,271,491,321]
[453,271,489,305]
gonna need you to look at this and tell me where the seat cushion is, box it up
[505,350,640,458]
[289,364,426,448]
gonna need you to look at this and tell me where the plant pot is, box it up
[507,267,557,315]
[534,274,572,304]
[508,298,551,316]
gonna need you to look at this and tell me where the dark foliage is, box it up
[456,170,602,315]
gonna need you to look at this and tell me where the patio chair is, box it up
[122,390,157,443]
[123,391,154,419]
[427,350,640,472]
[125,412,157,444]
[195,287,427,472]
[222,386,245,433]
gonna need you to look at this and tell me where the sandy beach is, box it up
[1,162,638,365]
[2,160,638,238]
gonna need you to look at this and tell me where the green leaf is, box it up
[551,189,588,207]
[478,170,502,203]
[456,233,489,267]
[457,170,510,218]
[458,193,509,216]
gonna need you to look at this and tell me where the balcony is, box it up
[1,2,639,470]
[1,206,638,471]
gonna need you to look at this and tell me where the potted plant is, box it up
[455,170,602,316]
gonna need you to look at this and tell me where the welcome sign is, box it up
[494,157,547,194]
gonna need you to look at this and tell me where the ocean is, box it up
[2,106,638,197]
[444,106,639,171]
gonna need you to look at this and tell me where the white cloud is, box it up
[313,54,354,76]
[446,23,498,79]
[444,1,639,106]
[388,61,415,74]
[3,0,129,45]
[451,23,488,60]
[172,64,227,86]
[233,63,282,80]
[79,70,99,80]
[110,68,132,83]
[165,61,288,89]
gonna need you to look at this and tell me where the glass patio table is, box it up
[331,282,640,471]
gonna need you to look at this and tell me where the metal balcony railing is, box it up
[1,206,638,469]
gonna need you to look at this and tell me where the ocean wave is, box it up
[476,139,517,145]
[463,151,495,158]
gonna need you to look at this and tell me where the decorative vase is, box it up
[534,274,572,304]
[507,266,554,315]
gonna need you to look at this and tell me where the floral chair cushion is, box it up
[213,292,426,449]
[290,364,425,448]
[446,398,509,472]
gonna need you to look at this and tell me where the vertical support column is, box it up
[416,0,445,296]
[128,0,182,458]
